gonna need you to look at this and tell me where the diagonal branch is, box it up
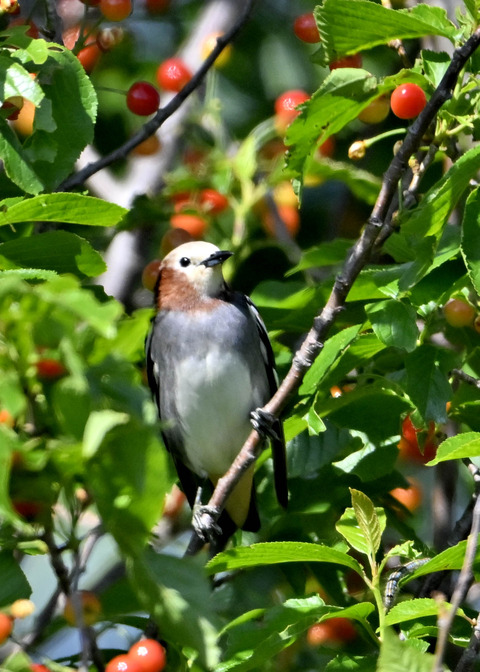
[58,0,257,191]
[185,26,480,554]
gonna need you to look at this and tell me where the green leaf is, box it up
[350,490,384,556]
[377,628,436,672]
[217,598,374,672]
[285,69,379,178]
[300,325,363,396]
[427,431,480,465]
[206,541,366,578]
[86,418,168,556]
[322,382,410,440]
[385,598,464,626]
[287,239,354,276]
[0,231,106,277]
[38,275,122,338]
[0,119,44,194]
[0,56,44,103]
[316,0,455,62]
[406,540,477,580]
[2,46,97,193]
[0,551,31,607]
[233,135,257,182]
[301,159,381,205]
[127,548,221,669]
[389,145,480,289]
[0,193,127,227]
[405,346,451,424]
[461,187,480,295]
[83,410,130,459]
[325,655,378,672]
[365,300,419,352]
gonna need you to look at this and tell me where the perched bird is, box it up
[145,241,287,547]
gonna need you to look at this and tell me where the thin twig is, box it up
[452,369,480,389]
[454,611,480,672]
[185,26,480,552]
[433,495,480,672]
[58,0,257,191]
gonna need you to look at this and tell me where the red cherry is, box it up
[12,500,44,522]
[390,83,427,119]
[443,298,476,327]
[329,54,362,70]
[0,613,13,644]
[274,89,309,132]
[170,213,208,238]
[36,358,67,380]
[126,82,160,116]
[77,44,102,73]
[105,656,143,672]
[199,189,229,214]
[31,665,50,672]
[99,0,132,21]
[263,204,300,238]
[307,618,357,646]
[293,13,320,43]
[156,58,192,92]
[398,415,437,464]
[2,96,23,121]
[128,639,167,672]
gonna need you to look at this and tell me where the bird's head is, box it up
[156,241,233,309]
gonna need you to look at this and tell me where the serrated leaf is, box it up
[128,549,220,669]
[300,324,362,396]
[217,597,374,672]
[1,46,97,193]
[365,299,419,352]
[0,56,44,103]
[316,0,455,63]
[0,231,106,277]
[385,597,464,626]
[377,628,436,672]
[309,160,382,205]
[325,654,378,672]
[0,193,127,227]
[351,489,384,556]
[206,541,366,578]
[285,69,379,178]
[461,187,480,295]
[336,496,385,557]
[427,431,480,465]
[405,346,451,424]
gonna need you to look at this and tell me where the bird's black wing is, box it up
[145,318,201,509]
[244,296,288,509]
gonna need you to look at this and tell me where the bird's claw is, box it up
[250,408,280,441]
[192,503,223,542]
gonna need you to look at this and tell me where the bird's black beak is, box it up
[201,250,233,267]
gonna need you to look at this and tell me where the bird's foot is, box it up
[250,408,280,441]
[192,503,223,542]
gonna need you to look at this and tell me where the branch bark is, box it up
[185,26,480,552]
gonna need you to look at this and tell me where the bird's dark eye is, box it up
[179,257,191,268]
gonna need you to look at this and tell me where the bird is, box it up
[145,241,287,549]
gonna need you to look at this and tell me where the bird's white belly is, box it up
[175,348,253,476]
